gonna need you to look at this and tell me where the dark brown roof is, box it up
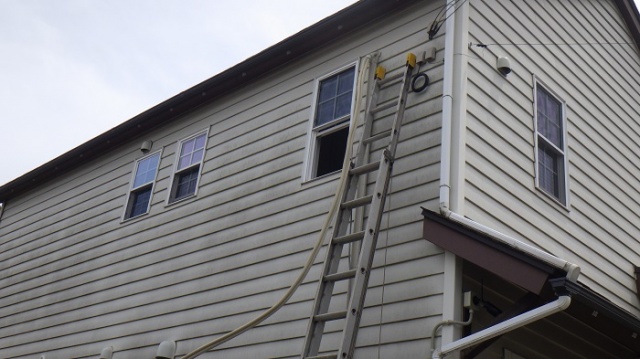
[2,0,640,202]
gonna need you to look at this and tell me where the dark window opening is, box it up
[315,126,349,177]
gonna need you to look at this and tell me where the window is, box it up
[124,151,161,220]
[534,81,568,205]
[168,131,208,203]
[307,65,356,179]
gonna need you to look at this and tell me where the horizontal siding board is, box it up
[0,2,445,357]
[467,0,640,318]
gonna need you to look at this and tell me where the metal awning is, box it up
[422,208,640,354]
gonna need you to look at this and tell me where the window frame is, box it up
[304,62,358,181]
[533,78,569,207]
[167,129,209,204]
[122,150,162,221]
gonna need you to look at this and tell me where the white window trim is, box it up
[166,129,209,205]
[122,149,163,221]
[302,61,359,182]
[533,77,569,207]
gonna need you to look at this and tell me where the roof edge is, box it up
[0,0,422,202]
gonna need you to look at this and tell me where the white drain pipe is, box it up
[432,296,572,358]
[433,0,580,357]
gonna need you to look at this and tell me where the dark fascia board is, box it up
[616,0,640,52]
[0,0,421,203]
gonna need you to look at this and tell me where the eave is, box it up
[2,0,640,202]
[0,0,421,203]
[422,209,640,355]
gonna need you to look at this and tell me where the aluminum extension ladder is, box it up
[301,53,417,359]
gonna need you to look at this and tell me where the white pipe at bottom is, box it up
[432,295,571,359]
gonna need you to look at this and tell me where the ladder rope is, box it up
[179,54,373,359]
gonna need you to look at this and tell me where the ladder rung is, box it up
[378,72,404,87]
[314,310,347,322]
[324,269,357,282]
[333,231,365,245]
[350,161,380,176]
[304,354,338,359]
[363,129,392,144]
[371,100,398,114]
[341,195,373,209]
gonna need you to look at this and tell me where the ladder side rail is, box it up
[385,63,415,156]
[338,152,394,359]
[302,168,370,358]
[337,61,415,358]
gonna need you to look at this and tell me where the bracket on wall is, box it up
[635,266,640,302]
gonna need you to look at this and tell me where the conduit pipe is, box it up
[180,54,373,359]
[431,296,571,359]
[433,0,580,357]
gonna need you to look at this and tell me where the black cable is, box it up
[412,73,430,93]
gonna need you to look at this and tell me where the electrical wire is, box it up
[179,54,374,359]
[471,40,635,48]
[429,0,470,39]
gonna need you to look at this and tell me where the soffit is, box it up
[422,209,640,354]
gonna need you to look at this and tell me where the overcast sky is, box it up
[0,0,358,186]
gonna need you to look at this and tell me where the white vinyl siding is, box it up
[0,2,444,358]
[466,0,640,321]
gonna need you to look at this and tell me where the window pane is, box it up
[133,153,160,188]
[337,70,354,94]
[316,101,335,126]
[537,87,562,148]
[538,143,559,198]
[315,67,354,126]
[318,77,338,102]
[335,93,352,119]
[129,186,152,218]
[175,167,200,200]
[177,133,207,170]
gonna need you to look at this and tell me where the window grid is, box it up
[124,151,161,220]
[535,82,567,205]
[168,131,208,203]
[307,64,356,179]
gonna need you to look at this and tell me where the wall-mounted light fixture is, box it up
[497,56,512,76]
[156,340,176,359]
[99,346,114,359]
[140,140,153,153]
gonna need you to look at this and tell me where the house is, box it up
[2,0,640,357]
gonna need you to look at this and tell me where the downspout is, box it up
[434,0,581,358]
[432,295,572,359]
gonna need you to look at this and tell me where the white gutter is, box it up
[434,0,581,357]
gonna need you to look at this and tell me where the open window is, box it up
[123,151,162,220]
[534,80,568,206]
[168,130,208,203]
[306,64,357,179]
